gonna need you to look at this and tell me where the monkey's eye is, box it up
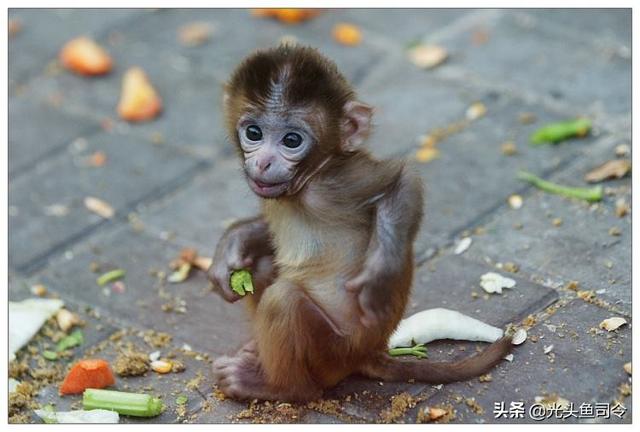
[282,132,303,149]
[245,125,263,141]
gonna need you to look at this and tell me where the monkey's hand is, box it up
[345,250,398,328]
[207,217,274,303]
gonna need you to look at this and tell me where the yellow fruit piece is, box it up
[60,37,112,76]
[117,67,162,122]
[333,23,362,46]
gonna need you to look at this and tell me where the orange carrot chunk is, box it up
[60,359,116,395]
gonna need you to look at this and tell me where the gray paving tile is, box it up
[31,329,214,424]
[138,158,258,252]
[517,9,631,46]
[9,9,146,89]
[414,298,631,423]
[430,11,631,117]
[466,137,631,312]
[34,224,251,357]
[359,63,604,252]
[408,254,559,326]
[8,132,202,273]
[9,92,101,177]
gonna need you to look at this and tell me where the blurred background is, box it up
[8,9,631,424]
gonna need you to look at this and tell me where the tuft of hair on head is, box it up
[224,45,356,143]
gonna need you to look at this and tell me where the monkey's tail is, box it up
[359,336,512,384]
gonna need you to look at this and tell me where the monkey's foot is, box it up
[213,350,272,400]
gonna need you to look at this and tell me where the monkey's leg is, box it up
[214,279,349,401]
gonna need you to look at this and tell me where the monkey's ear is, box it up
[341,101,373,151]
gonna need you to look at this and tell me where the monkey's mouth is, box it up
[247,177,289,198]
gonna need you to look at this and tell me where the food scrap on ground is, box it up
[389,308,503,348]
[167,247,212,283]
[114,350,150,377]
[35,408,119,424]
[599,317,627,332]
[82,389,165,417]
[511,328,527,345]
[117,67,163,122]
[479,272,516,294]
[178,22,213,46]
[584,159,631,183]
[407,43,448,69]
[59,359,115,395]
[501,141,518,155]
[416,405,452,423]
[517,170,603,202]
[332,23,362,46]
[388,343,428,358]
[56,309,82,332]
[508,194,523,209]
[9,18,23,37]
[252,8,321,24]
[454,237,472,255]
[9,298,64,361]
[96,269,126,286]
[84,196,115,219]
[529,118,591,145]
[56,329,84,352]
[59,37,113,76]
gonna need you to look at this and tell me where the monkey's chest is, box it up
[264,203,368,276]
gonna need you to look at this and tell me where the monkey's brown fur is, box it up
[210,45,512,402]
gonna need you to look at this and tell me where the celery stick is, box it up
[389,343,428,358]
[96,269,126,286]
[517,171,603,202]
[530,118,591,145]
[83,389,164,417]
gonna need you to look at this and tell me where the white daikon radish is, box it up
[388,308,504,348]
[34,409,119,424]
[9,298,64,361]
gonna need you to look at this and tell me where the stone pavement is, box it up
[8,8,631,424]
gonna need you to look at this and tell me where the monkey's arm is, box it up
[345,168,424,327]
[208,216,276,302]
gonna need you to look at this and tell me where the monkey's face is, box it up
[237,111,316,199]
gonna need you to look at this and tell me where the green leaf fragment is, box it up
[517,170,603,202]
[56,329,84,352]
[83,389,165,417]
[42,350,58,361]
[230,270,254,296]
[530,118,591,145]
[176,395,188,405]
[388,343,428,359]
[96,269,126,286]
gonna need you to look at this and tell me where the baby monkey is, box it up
[208,45,512,402]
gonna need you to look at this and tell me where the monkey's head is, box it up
[224,45,372,199]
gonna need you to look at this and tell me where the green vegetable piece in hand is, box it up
[388,343,428,359]
[96,269,126,286]
[517,171,603,202]
[83,389,164,417]
[56,329,84,352]
[230,270,254,296]
[530,118,591,145]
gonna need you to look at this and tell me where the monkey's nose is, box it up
[257,159,272,173]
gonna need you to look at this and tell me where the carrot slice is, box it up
[59,37,113,76]
[60,359,116,395]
